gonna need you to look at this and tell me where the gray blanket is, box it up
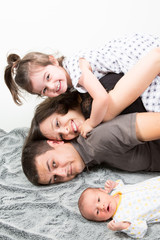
[0,128,160,240]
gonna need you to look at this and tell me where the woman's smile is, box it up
[71,120,78,133]
[40,108,85,140]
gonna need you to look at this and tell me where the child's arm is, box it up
[104,180,118,193]
[108,220,148,238]
[108,220,131,231]
[104,47,160,121]
[78,58,109,138]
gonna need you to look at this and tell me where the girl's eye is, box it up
[97,210,99,215]
[52,161,56,167]
[98,197,100,202]
[46,74,50,81]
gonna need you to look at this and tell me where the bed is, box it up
[0,127,160,240]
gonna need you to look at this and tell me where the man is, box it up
[22,112,160,185]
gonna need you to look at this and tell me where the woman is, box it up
[27,73,146,142]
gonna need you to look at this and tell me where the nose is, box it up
[52,168,67,177]
[46,81,55,91]
[99,203,105,211]
[59,126,70,136]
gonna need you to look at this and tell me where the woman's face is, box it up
[39,107,85,140]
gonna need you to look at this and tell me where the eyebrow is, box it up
[51,118,60,141]
[48,178,52,185]
[47,162,52,185]
[39,72,46,95]
[46,160,53,185]
[47,160,51,172]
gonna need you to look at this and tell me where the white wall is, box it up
[1,0,160,132]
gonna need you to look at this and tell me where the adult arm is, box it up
[104,48,160,121]
[136,112,160,141]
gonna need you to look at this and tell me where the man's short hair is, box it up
[21,140,53,186]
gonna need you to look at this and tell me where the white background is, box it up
[1,0,160,132]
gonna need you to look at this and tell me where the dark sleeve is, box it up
[80,73,146,119]
[99,73,147,115]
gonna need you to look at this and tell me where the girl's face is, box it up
[29,64,68,97]
[39,108,85,141]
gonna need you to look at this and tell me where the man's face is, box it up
[35,142,85,185]
[81,189,118,221]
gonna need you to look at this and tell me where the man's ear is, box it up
[47,140,64,147]
[49,55,59,66]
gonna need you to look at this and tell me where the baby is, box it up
[78,177,160,238]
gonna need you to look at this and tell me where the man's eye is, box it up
[52,161,56,167]
[59,134,63,140]
[54,175,57,182]
[42,87,47,94]
[97,210,99,215]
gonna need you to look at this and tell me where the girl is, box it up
[4,34,160,137]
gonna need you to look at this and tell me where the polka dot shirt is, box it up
[62,33,160,112]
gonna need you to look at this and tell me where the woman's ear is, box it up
[49,55,59,66]
[47,140,64,147]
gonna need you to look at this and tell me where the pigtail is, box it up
[4,54,22,105]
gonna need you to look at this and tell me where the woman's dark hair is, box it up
[4,52,64,105]
[26,90,81,142]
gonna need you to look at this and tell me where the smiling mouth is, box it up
[56,81,61,92]
[71,120,78,133]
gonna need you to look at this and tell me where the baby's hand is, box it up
[104,180,117,193]
[79,119,93,138]
[107,220,130,231]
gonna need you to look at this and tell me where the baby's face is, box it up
[82,188,117,221]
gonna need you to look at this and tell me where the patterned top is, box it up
[62,33,160,112]
[111,177,160,238]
